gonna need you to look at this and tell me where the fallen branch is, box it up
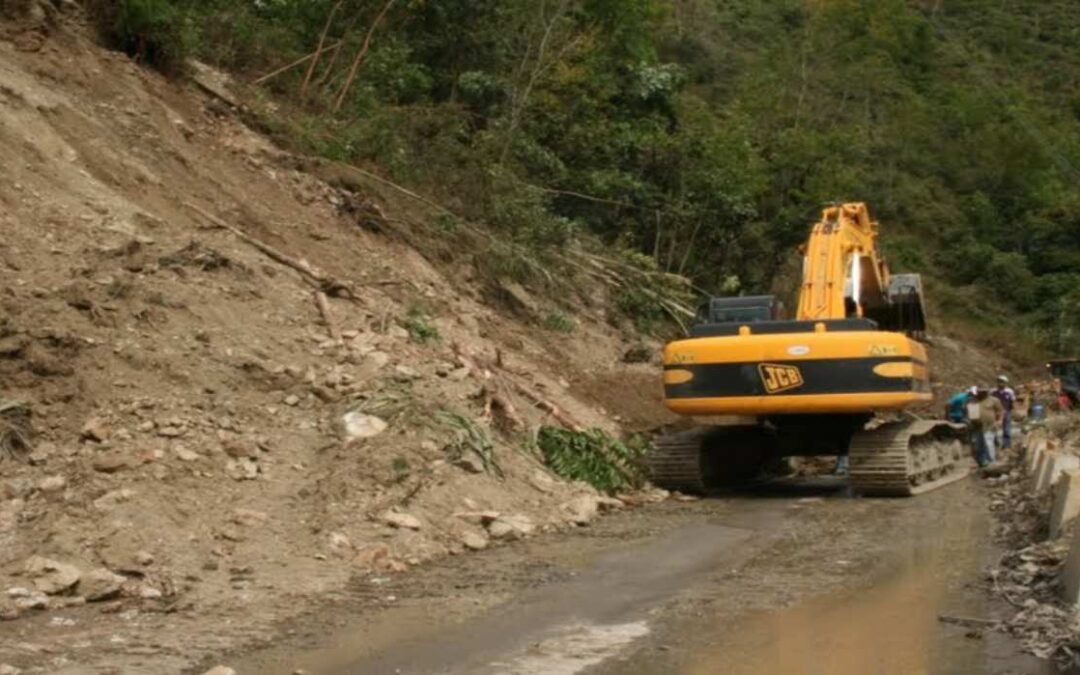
[452,343,525,432]
[253,42,342,86]
[183,202,353,298]
[938,614,1000,628]
[314,291,340,341]
[506,378,583,432]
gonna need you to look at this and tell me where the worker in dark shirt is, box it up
[992,375,1016,450]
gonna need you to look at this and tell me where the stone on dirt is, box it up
[233,508,269,526]
[487,514,535,540]
[173,445,200,462]
[382,510,422,530]
[454,511,500,525]
[80,417,110,442]
[596,496,625,512]
[454,453,485,474]
[79,568,126,601]
[461,531,488,551]
[93,488,134,510]
[36,475,66,493]
[561,495,599,526]
[328,532,353,557]
[24,557,81,595]
[341,412,388,441]
[221,438,259,459]
[1,663,23,675]
[353,544,391,569]
[91,453,130,473]
[201,667,237,675]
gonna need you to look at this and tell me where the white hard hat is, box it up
[968,386,978,395]
[998,374,1009,383]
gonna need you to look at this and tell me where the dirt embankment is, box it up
[0,10,673,673]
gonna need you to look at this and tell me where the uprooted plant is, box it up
[438,410,502,477]
[535,426,646,494]
[0,400,33,462]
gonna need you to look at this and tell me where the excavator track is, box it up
[648,428,709,494]
[848,419,969,497]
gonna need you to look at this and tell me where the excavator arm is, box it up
[797,203,926,335]
[796,202,888,321]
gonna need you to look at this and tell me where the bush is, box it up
[536,426,645,494]
[87,0,189,75]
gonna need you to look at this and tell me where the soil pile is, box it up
[0,10,671,673]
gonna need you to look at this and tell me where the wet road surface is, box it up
[222,476,1048,675]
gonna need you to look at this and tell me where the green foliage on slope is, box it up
[94,0,1080,351]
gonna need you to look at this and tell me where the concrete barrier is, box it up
[1062,519,1080,604]
[1049,469,1080,539]
[1037,455,1080,494]
[1032,452,1054,491]
[1026,444,1044,475]
[1027,437,1048,474]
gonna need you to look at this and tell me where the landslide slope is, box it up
[0,14,670,674]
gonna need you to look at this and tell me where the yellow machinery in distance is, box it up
[650,203,967,497]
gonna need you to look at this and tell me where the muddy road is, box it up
[211,475,1048,675]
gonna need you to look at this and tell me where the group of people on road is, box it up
[946,375,1016,468]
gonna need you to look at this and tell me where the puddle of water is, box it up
[680,484,1052,675]
[487,621,651,675]
[683,566,951,675]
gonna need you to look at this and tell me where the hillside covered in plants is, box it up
[91,0,1080,351]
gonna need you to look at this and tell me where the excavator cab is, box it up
[695,295,782,326]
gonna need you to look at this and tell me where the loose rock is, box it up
[461,531,488,551]
[353,544,391,569]
[342,412,388,441]
[222,438,259,459]
[382,510,422,530]
[173,446,200,462]
[91,453,131,473]
[454,453,485,474]
[81,417,110,442]
[561,495,600,526]
[36,475,66,493]
[25,556,81,595]
[79,568,126,601]
[487,514,535,540]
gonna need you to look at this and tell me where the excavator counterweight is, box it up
[649,203,967,497]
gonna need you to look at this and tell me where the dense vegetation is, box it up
[92,0,1080,352]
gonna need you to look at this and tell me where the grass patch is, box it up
[542,312,576,333]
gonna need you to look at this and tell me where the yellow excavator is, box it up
[650,202,967,497]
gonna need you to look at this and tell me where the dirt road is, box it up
[213,476,1046,675]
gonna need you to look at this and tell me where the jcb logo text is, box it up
[758,364,804,394]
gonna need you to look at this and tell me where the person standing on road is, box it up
[992,375,1016,450]
[968,387,1003,468]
